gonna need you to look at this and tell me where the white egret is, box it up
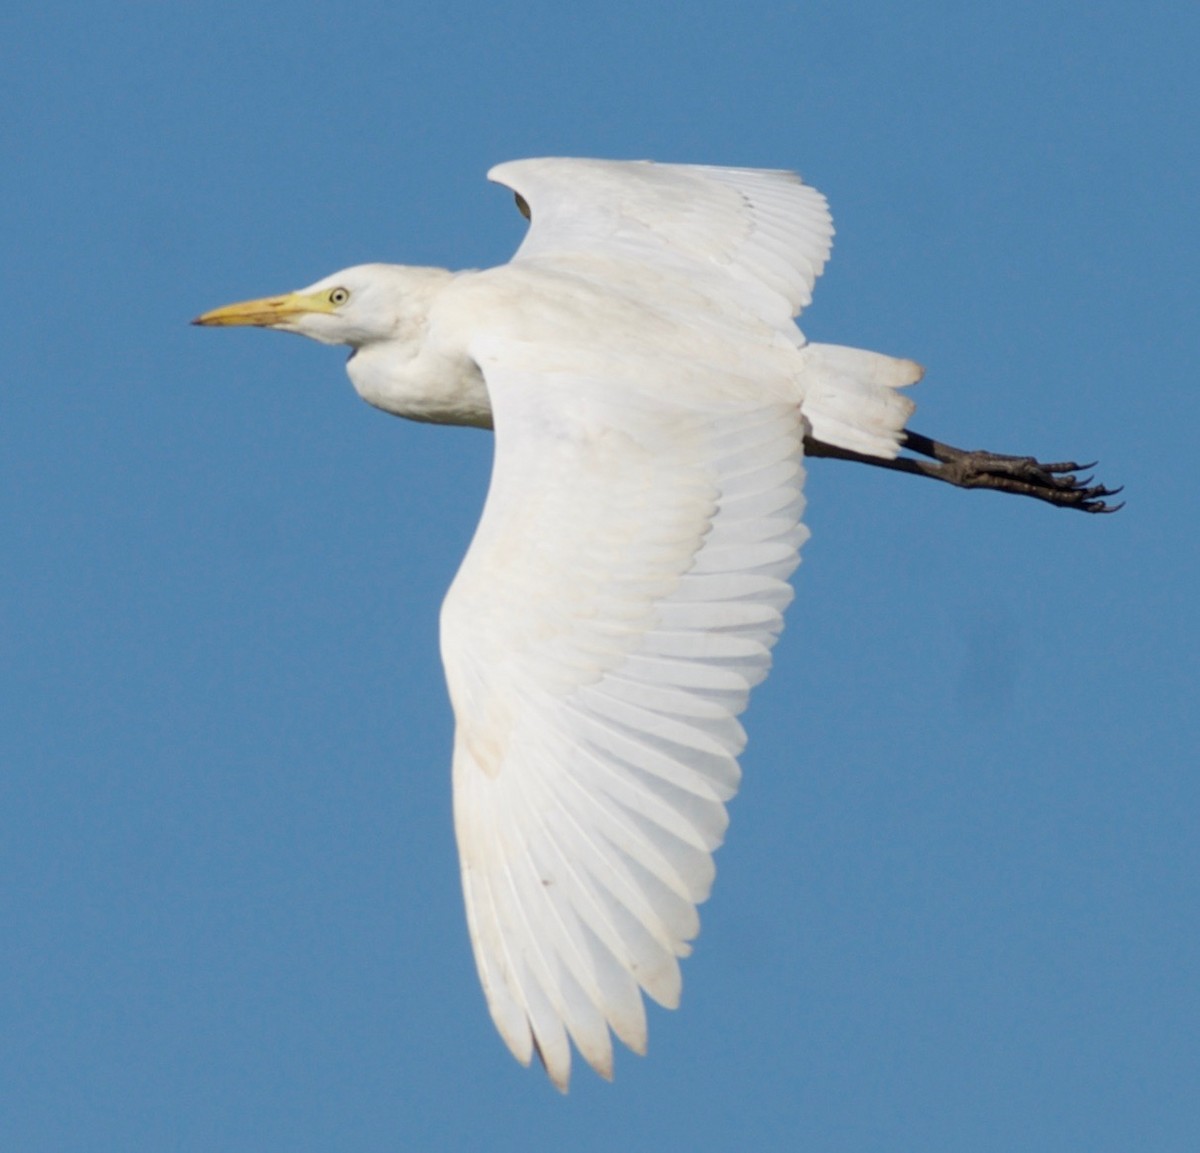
[196,158,1117,1090]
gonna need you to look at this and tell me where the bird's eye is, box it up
[328,287,350,305]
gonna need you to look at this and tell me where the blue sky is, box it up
[2,2,1196,1149]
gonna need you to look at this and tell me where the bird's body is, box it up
[195,157,1116,1090]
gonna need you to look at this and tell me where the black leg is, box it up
[804,430,1123,513]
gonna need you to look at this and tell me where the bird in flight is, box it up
[195,158,1119,1090]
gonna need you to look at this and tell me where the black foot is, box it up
[803,431,1123,514]
[900,431,1124,513]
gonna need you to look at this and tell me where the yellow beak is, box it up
[192,290,335,328]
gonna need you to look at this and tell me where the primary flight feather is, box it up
[195,157,1117,1091]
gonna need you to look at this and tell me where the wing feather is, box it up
[442,340,809,1087]
[488,157,834,331]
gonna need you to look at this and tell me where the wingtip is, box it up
[533,1035,572,1093]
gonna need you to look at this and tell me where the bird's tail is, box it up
[799,342,921,459]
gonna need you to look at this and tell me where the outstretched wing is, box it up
[440,332,809,1089]
[488,157,834,332]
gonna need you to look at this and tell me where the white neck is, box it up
[343,266,494,428]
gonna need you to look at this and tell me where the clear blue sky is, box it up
[3,3,1196,1149]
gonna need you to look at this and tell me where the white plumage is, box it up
[195,157,923,1089]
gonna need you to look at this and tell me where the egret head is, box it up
[193,264,445,348]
